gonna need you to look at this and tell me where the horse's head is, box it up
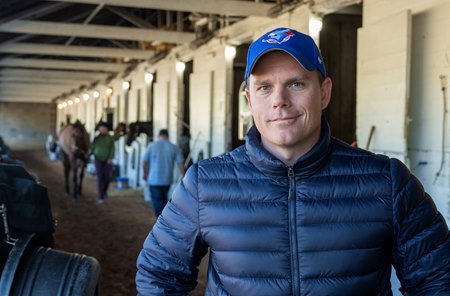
[126,121,153,146]
[72,120,89,156]
[113,122,127,140]
[126,122,138,146]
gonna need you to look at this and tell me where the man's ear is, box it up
[245,88,252,109]
[320,77,332,110]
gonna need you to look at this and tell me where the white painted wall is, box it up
[408,1,450,223]
[360,0,450,224]
[153,60,172,139]
[190,55,213,160]
[357,10,411,162]
[359,3,450,293]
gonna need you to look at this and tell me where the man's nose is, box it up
[271,87,290,109]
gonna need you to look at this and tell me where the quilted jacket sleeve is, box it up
[390,159,450,295]
[136,164,208,295]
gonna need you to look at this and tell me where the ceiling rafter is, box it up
[0,68,110,80]
[0,43,154,59]
[0,20,196,44]
[46,0,273,17]
[0,57,128,72]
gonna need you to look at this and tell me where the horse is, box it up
[126,121,153,146]
[58,120,90,199]
[113,122,127,140]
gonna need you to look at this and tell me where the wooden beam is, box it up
[0,57,127,72]
[0,43,154,59]
[0,76,90,85]
[0,20,196,44]
[0,69,109,80]
[46,0,272,17]
[0,96,53,103]
[1,82,79,92]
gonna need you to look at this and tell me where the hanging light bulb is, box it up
[145,72,154,83]
[176,61,185,74]
[225,46,236,60]
[122,81,130,90]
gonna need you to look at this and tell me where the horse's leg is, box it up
[78,161,86,197]
[72,157,79,199]
[61,152,71,195]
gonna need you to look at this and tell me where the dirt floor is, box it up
[11,149,207,296]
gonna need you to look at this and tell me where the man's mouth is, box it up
[269,114,301,123]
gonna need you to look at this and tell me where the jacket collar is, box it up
[245,117,331,178]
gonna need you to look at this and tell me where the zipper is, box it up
[287,167,300,295]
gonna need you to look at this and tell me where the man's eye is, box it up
[290,81,305,89]
[257,85,270,92]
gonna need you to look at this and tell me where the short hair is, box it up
[159,129,169,137]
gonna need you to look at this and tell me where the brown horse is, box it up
[113,122,127,140]
[58,120,90,199]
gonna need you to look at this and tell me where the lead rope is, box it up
[0,203,17,245]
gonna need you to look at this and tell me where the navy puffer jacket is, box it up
[136,121,450,295]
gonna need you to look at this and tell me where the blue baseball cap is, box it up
[244,27,326,83]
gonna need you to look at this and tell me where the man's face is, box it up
[99,126,108,134]
[246,51,332,159]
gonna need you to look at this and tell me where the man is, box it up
[136,27,450,295]
[89,121,115,204]
[142,129,185,217]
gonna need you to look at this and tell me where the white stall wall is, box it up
[190,49,214,161]
[126,69,147,124]
[357,10,411,162]
[190,41,237,161]
[360,0,450,224]
[408,1,450,222]
[359,3,450,293]
[153,60,172,139]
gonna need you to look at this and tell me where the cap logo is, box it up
[262,28,294,44]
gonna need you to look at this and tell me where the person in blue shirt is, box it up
[142,129,185,217]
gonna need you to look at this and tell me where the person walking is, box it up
[89,121,115,204]
[136,27,450,295]
[142,129,185,217]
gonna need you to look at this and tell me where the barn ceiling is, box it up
[0,0,361,103]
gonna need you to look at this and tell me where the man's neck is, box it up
[260,134,320,167]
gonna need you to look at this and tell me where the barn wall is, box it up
[0,101,53,150]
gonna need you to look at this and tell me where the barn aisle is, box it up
[10,149,207,295]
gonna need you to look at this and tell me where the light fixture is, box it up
[309,16,323,41]
[74,97,81,104]
[225,46,236,60]
[57,103,63,109]
[106,87,113,96]
[122,81,130,90]
[144,72,154,83]
[62,102,68,108]
[83,93,90,101]
[93,90,100,99]
[176,61,185,74]
[67,100,74,106]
